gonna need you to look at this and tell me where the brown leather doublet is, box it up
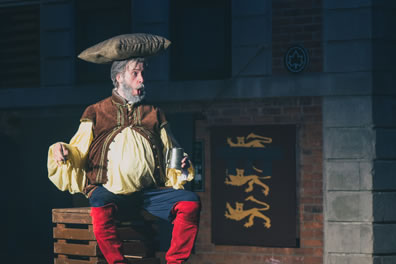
[81,90,168,195]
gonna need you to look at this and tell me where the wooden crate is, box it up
[53,207,160,264]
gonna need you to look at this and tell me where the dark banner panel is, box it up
[211,125,297,247]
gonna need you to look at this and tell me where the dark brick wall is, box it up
[272,0,323,73]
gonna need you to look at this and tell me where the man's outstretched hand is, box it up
[53,143,69,166]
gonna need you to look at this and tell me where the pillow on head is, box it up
[78,33,171,64]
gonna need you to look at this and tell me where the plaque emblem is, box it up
[284,46,309,73]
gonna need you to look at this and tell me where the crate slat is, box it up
[54,256,105,264]
[54,241,99,256]
[55,256,160,264]
[52,207,157,224]
[53,207,91,214]
[54,240,151,257]
[53,212,93,224]
[54,224,151,241]
[54,226,95,240]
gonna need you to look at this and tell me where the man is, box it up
[48,56,200,264]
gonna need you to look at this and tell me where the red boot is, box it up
[166,201,201,264]
[90,204,127,264]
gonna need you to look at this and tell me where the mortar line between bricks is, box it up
[324,6,395,11]
[319,70,373,74]
[327,190,396,193]
[329,252,396,256]
[323,126,375,129]
[324,158,374,162]
[324,38,372,44]
[326,221,379,224]
[326,190,372,192]
[234,13,271,19]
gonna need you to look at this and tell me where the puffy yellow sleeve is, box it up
[47,121,93,194]
[160,125,195,189]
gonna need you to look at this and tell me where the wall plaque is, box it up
[284,45,309,73]
[211,125,297,247]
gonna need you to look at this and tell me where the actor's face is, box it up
[117,61,146,104]
[122,61,145,95]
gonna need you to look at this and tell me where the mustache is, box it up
[137,83,145,90]
[118,81,146,104]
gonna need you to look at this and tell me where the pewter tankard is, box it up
[166,147,184,170]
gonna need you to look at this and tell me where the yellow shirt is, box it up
[47,121,194,194]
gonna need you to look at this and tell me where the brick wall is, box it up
[272,0,323,73]
[158,96,323,264]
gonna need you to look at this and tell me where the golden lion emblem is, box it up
[225,167,271,196]
[227,133,272,148]
[225,196,271,228]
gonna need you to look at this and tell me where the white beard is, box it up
[117,82,146,104]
